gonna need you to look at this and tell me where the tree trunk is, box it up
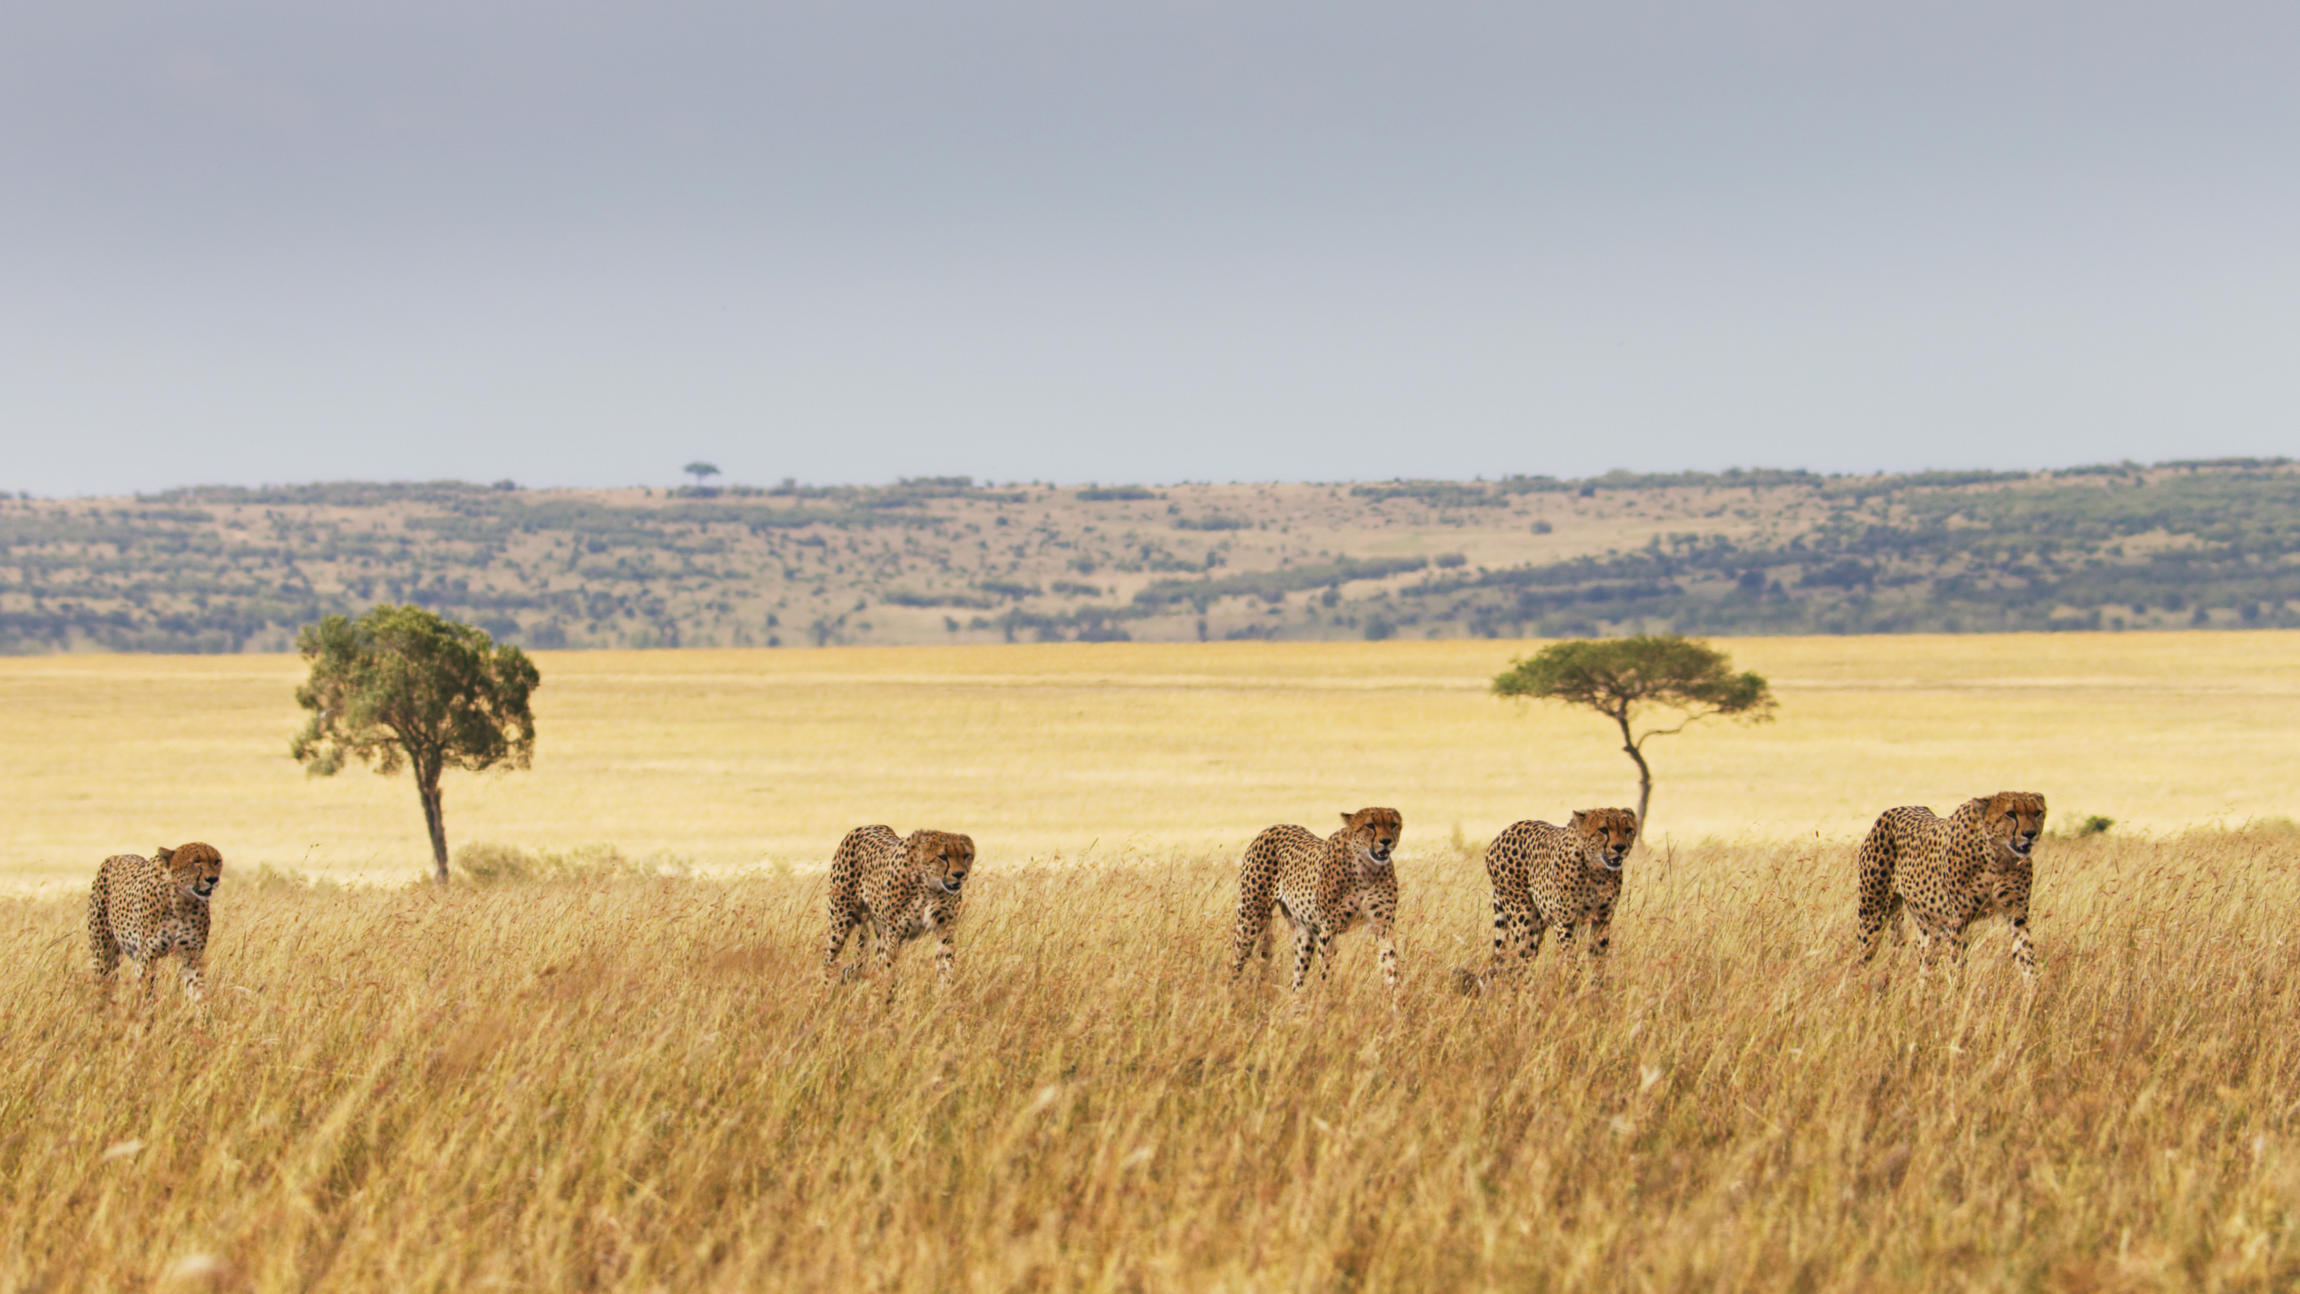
[1613,711,1655,840]
[417,772,450,884]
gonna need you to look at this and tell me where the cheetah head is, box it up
[1340,807,1402,868]
[157,842,224,903]
[1568,809,1638,872]
[908,830,976,896]
[1985,792,2047,861]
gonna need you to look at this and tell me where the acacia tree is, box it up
[684,461,721,489]
[1492,634,1775,836]
[291,604,541,883]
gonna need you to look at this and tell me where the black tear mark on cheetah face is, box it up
[1987,792,2047,860]
[1340,806,1402,867]
[1567,808,1638,872]
[911,830,976,895]
[158,842,224,902]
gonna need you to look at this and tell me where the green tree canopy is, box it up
[684,461,722,487]
[291,604,540,883]
[1492,634,1775,836]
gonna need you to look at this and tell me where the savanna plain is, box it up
[4,634,2299,1292]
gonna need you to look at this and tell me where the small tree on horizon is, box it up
[291,604,541,883]
[684,461,721,489]
[1492,634,1775,837]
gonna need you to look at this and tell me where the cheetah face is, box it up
[912,830,976,896]
[1569,809,1638,873]
[158,842,224,902]
[1991,792,2046,860]
[1342,807,1402,868]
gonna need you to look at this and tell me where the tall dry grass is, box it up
[6,827,2298,1291]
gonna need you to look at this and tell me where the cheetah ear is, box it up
[1568,811,1588,831]
[153,846,175,866]
[1340,813,1355,827]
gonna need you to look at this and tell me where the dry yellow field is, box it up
[6,633,2300,1291]
[2,633,2296,890]
[5,831,2299,1291]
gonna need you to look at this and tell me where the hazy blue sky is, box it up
[4,1,2296,494]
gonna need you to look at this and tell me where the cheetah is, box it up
[822,826,975,995]
[1483,809,1638,984]
[1227,807,1402,992]
[1857,792,2046,978]
[88,842,224,1007]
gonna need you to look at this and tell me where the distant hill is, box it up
[2,460,2295,653]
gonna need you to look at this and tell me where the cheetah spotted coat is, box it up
[88,842,223,1006]
[1228,807,1402,991]
[1857,792,2045,977]
[823,825,975,995]
[1484,808,1638,982]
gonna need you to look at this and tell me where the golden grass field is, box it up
[6,832,2300,1291]
[2,633,2297,886]
[4,633,2300,1291]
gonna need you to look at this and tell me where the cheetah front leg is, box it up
[933,917,956,984]
[179,953,210,1020]
[2001,874,2037,981]
[1370,914,1397,995]
[877,941,904,1003]
[132,952,161,1007]
[2008,913,2036,981]
[1366,894,1399,994]
[1584,904,1615,988]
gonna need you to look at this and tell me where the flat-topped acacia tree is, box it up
[1492,634,1775,838]
[291,604,540,883]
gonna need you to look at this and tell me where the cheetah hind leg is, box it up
[823,909,861,986]
[88,926,120,988]
[1484,899,1517,988]
[1289,922,1320,992]
[1857,889,1904,965]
